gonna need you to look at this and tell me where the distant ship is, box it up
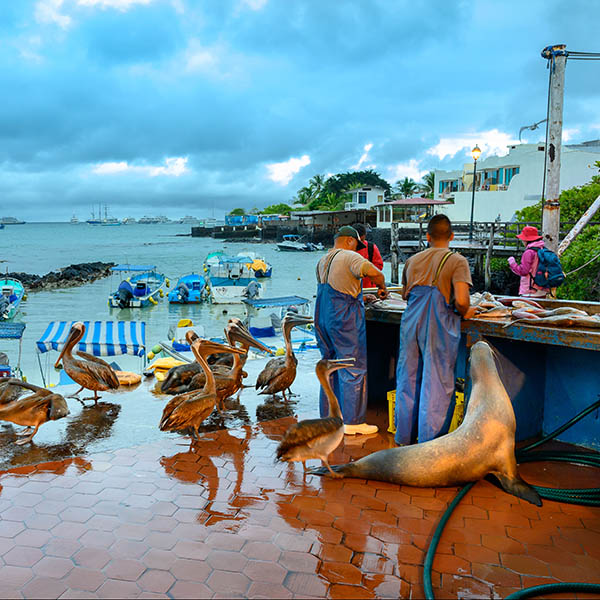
[122,217,136,224]
[86,205,102,225]
[179,215,201,224]
[87,204,121,225]
[138,215,172,224]
[0,216,25,225]
[70,214,80,224]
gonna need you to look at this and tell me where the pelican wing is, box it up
[71,356,120,389]
[256,357,285,390]
[161,363,201,394]
[276,417,343,459]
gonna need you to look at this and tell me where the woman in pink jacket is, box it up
[508,226,549,297]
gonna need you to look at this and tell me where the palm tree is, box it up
[395,177,419,198]
[317,192,344,211]
[420,171,435,199]
[308,174,326,197]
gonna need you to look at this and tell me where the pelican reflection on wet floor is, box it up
[54,322,120,404]
[159,338,245,442]
[0,378,69,445]
[276,357,354,476]
[255,314,313,401]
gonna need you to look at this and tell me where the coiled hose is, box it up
[423,397,600,599]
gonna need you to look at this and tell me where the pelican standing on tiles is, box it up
[159,339,245,442]
[0,378,69,445]
[276,358,354,476]
[54,322,120,404]
[255,313,313,401]
[160,330,201,395]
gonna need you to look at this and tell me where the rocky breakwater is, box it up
[6,262,115,291]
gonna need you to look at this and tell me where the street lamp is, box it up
[469,144,481,242]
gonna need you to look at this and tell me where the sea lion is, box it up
[312,341,542,506]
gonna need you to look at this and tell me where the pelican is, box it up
[0,379,26,405]
[160,330,202,395]
[256,314,313,400]
[0,378,69,445]
[159,339,245,441]
[54,322,120,404]
[276,358,354,476]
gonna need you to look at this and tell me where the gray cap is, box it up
[335,226,366,250]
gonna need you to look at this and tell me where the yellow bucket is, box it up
[387,386,465,435]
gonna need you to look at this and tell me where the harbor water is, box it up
[0,222,393,385]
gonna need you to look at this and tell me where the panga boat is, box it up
[237,251,273,278]
[276,234,324,252]
[0,278,25,321]
[204,252,262,304]
[108,264,167,309]
[168,274,208,304]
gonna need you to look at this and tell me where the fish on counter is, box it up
[366,291,407,312]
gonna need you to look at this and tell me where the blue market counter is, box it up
[365,297,600,450]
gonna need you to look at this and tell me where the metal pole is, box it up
[541,44,567,253]
[390,222,399,284]
[469,159,477,242]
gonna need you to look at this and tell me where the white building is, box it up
[344,186,387,211]
[434,140,600,222]
[374,198,452,229]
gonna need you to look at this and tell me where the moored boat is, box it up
[276,234,324,252]
[0,278,25,321]
[204,252,262,304]
[237,251,273,278]
[108,265,167,308]
[168,274,208,304]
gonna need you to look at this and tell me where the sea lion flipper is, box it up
[309,463,347,478]
[495,473,542,506]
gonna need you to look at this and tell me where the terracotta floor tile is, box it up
[247,581,293,598]
[501,553,551,576]
[206,570,250,595]
[242,541,281,561]
[283,572,329,597]
[453,542,500,566]
[96,579,141,599]
[328,583,375,599]
[319,561,363,585]
[169,558,211,582]
[0,565,35,587]
[351,553,395,575]
[64,567,106,592]
[137,569,175,594]
[3,546,43,568]
[279,550,320,573]
[32,556,74,579]
[244,559,287,584]
[104,558,145,581]
[72,547,111,570]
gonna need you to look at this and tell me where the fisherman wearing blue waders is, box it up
[315,226,388,435]
[395,215,477,445]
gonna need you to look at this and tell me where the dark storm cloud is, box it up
[0,0,598,221]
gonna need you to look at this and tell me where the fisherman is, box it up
[315,226,388,435]
[353,223,384,290]
[508,226,550,298]
[395,215,477,446]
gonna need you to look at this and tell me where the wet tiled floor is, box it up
[1,416,600,598]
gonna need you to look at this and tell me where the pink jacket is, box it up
[508,239,549,297]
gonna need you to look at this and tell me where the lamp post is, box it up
[469,144,481,242]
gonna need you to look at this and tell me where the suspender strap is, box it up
[432,251,453,286]
[316,250,343,284]
[368,242,374,263]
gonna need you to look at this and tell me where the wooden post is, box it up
[541,44,567,253]
[557,194,600,256]
[484,223,496,290]
[390,222,399,284]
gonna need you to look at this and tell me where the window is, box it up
[358,192,367,204]
[379,206,391,222]
[504,166,520,185]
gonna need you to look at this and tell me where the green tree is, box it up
[420,171,435,199]
[262,203,293,215]
[229,208,246,216]
[395,177,419,198]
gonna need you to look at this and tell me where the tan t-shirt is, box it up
[316,249,371,298]
[402,247,472,304]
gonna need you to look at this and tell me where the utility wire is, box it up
[564,249,600,276]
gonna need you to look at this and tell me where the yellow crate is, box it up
[387,388,465,435]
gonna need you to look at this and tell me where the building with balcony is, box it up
[374,197,453,229]
[434,140,600,222]
[344,186,387,211]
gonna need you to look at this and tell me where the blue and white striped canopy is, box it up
[36,321,146,357]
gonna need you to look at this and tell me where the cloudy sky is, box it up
[1,0,599,221]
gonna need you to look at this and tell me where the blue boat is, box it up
[168,274,207,304]
[237,252,273,278]
[0,278,26,321]
[109,264,166,309]
[204,252,262,304]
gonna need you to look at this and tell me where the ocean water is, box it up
[2,223,393,385]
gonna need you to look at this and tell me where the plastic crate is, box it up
[387,386,465,435]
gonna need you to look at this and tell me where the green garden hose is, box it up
[423,397,600,599]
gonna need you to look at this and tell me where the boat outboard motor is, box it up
[0,296,9,319]
[116,280,134,308]
[176,282,190,302]
[243,280,260,300]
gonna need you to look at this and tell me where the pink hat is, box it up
[516,226,542,242]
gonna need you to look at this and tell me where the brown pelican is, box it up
[160,330,201,394]
[0,378,69,445]
[159,338,245,441]
[0,379,26,405]
[54,322,120,404]
[255,314,313,400]
[276,358,354,476]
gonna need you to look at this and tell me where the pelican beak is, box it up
[228,324,274,355]
[325,357,356,372]
[54,323,82,368]
[185,330,200,345]
[284,313,313,327]
[192,339,247,357]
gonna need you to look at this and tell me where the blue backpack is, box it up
[532,247,565,288]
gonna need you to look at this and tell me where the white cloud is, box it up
[562,127,580,143]
[239,0,268,10]
[183,39,219,73]
[427,129,519,161]
[387,159,427,183]
[92,157,189,177]
[266,155,311,186]
[77,0,152,10]
[351,143,375,170]
[35,0,72,29]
